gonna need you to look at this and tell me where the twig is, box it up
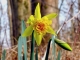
[57,11,80,34]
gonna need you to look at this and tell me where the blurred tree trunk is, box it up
[8,0,13,46]
[78,0,80,10]
[17,0,31,21]
[8,0,31,45]
[17,0,31,40]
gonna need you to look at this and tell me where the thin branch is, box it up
[57,11,80,34]
[57,1,75,34]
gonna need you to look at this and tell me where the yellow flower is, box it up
[22,3,57,46]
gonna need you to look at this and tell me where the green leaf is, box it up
[2,50,6,60]
[56,50,61,60]
[18,20,27,60]
[35,3,41,19]
[54,38,72,51]
[44,13,57,20]
[52,36,56,60]
[18,36,27,60]
[22,25,33,37]
[34,31,43,46]
[21,20,26,34]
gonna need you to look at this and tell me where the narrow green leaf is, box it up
[54,38,72,51]
[30,31,35,60]
[56,50,61,60]
[18,36,27,60]
[18,20,27,60]
[18,36,23,60]
[52,36,56,60]
[45,39,51,60]
[2,50,6,60]
[21,20,26,34]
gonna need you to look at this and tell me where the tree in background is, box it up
[8,0,31,45]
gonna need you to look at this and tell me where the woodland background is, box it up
[0,0,80,60]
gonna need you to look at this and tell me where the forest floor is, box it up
[0,42,80,60]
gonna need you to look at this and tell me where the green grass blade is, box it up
[56,50,61,60]
[45,39,51,60]
[2,50,6,60]
[30,31,35,60]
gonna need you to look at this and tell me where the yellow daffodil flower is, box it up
[22,3,57,46]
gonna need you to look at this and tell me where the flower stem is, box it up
[45,39,52,60]
[30,31,35,60]
[35,46,38,60]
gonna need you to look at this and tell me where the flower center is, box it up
[37,22,45,31]
[34,21,46,34]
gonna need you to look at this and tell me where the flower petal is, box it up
[35,3,41,19]
[47,26,57,36]
[43,13,57,20]
[27,15,34,24]
[54,38,72,51]
[34,31,43,46]
[22,25,33,37]
[42,16,52,25]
